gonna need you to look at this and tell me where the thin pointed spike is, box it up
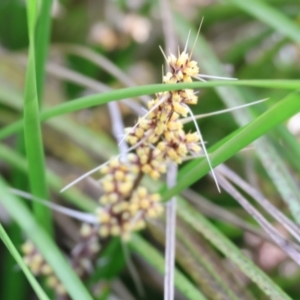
[181,98,269,124]
[190,17,204,59]
[184,29,191,53]
[9,188,97,223]
[159,45,169,63]
[118,93,169,146]
[198,77,207,83]
[177,45,180,57]
[185,105,221,192]
[198,74,237,80]
[61,135,151,193]
[61,159,114,193]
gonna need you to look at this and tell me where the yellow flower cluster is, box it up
[97,155,163,239]
[22,241,67,296]
[126,50,201,167]
[96,49,202,239]
[99,154,139,203]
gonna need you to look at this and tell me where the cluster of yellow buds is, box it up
[96,155,163,239]
[96,49,202,239]
[126,50,201,168]
[22,241,67,297]
[165,50,199,82]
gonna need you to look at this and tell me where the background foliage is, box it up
[1,0,300,299]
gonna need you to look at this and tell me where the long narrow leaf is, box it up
[0,223,50,300]
[1,80,300,141]
[34,0,53,100]
[24,0,52,232]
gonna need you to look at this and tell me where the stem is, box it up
[164,163,177,300]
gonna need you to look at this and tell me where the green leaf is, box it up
[1,80,300,141]
[0,223,50,300]
[34,0,53,101]
[23,0,52,233]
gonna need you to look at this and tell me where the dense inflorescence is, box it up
[22,47,204,299]
[96,49,202,239]
[96,154,163,240]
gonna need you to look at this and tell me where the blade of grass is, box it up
[0,177,94,300]
[1,223,28,300]
[4,2,54,298]
[4,70,29,300]
[1,79,300,141]
[23,0,52,233]
[0,223,50,300]
[32,80,300,120]
[7,135,29,300]
[34,0,52,101]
